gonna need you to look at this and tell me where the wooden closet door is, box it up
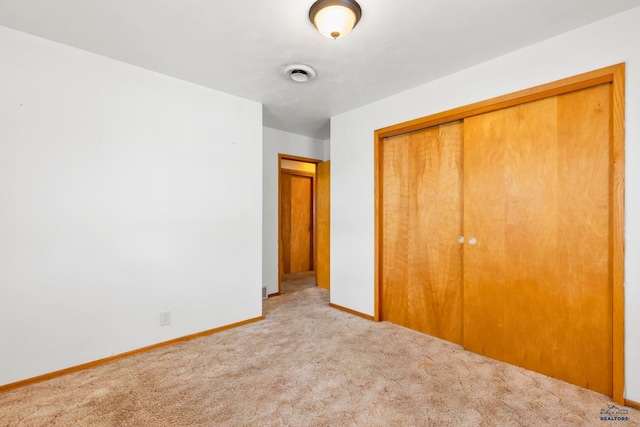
[381,121,463,343]
[463,84,612,395]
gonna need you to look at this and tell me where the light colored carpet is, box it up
[1,286,637,426]
[281,270,316,294]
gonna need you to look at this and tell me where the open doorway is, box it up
[277,154,330,295]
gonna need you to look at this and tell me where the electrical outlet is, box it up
[160,311,171,326]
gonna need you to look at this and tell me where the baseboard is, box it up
[0,316,263,394]
[329,303,375,321]
[268,292,281,298]
[625,399,640,410]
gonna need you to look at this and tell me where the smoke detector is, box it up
[283,64,317,83]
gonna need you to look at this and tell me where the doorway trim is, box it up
[373,63,625,403]
[277,154,324,296]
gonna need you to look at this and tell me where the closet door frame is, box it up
[373,63,625,403]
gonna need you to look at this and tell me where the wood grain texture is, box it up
[381,133,410,327]
[381,122,463,343]
[500,97,562,381]
[463,107,508,360]
[290,175,313,273]
[316,161,331,290]
[280,173,292,274]
[611,64,625,404]
[374,130,384,322]
[464,85,612,395]
[554,84,611,395]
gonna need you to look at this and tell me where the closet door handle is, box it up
[457,236,465,244]
[468,237,477,245]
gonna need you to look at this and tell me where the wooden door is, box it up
[463,84,612,395]
[316,161,330,290]
[381,121,464,344]
[289,174,313,273]
[280,172,314,275]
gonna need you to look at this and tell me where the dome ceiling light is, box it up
[283,64,317,83]
[309,0,362,39]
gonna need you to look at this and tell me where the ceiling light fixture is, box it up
[309,0,362,39]
[283,64,317,83]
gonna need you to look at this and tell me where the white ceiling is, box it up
[1,0,639,139]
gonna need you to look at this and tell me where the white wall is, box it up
[262,127,325,295]
[323,138,331,161]
[330,7,640,400]
[0,26,263,386]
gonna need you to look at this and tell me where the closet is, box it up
[375,65,625,401]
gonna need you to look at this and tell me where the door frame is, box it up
[277,154,324,295]
[373,64,625,403]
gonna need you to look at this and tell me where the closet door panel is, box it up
[463,107,508,360]
[463,84,612,395]
[435,122,464,343]
[382,122,463,342]
[500,97,561,376]
[381,134,411,327]
[414,122,464,343]
[554,84,611,394]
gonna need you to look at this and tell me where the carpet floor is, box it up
[281,271,316,294]
[1,286,637,426]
